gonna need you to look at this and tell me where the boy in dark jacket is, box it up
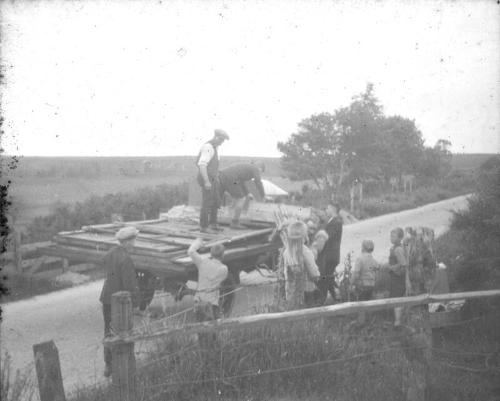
[100,226,140,377]
[317,203,343,304]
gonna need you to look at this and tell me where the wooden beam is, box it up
[202,228,274,249]
[39,245,192,279]
[54,234,183,253]
[127,223,221,240]
[105,289,500,345]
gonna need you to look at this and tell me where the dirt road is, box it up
[1,195,469,396]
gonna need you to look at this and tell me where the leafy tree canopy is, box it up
[278,83,445,194]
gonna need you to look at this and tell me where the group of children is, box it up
[350,226,437,326]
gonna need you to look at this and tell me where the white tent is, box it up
[261,179,288,197]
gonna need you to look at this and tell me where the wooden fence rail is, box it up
[105,289,500,345]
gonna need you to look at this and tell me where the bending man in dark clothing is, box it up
[197,129,229,233]
[317,203,343,304]
[99,226,140,378]
[219,162,266,228]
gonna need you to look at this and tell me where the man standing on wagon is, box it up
[219,162,266,229]
[196,129,230,233]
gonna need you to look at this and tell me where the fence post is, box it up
[111,291,137,401]
[403,306,432,401]
[33,340,66,401]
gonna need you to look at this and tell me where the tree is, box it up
[278,83,433,199]
[334,83,385,184]
[277,112,344,192]
[377,116,425,179]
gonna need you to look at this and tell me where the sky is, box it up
[1,0,499,157]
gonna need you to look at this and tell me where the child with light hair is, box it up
[351,240,379,301]
[278,220,321,309]
[310,229,329,260]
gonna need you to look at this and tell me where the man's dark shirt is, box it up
[219,163,265,199]
[99,245,139,306]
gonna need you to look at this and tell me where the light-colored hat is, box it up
[214,129,229,140]
[116,226,139,241]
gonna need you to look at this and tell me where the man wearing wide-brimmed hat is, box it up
[99,226,140,378]
[196,129,229,233]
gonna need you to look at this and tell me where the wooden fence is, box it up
[102,288,500,401]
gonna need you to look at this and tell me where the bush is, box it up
[25,183,188,243]
[445,156,500,291]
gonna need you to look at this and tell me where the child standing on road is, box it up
[351,240,379,301]
[384,228,408,326]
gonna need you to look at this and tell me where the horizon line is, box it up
[1,152,498,159]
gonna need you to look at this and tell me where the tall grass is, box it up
[1,352,35,401]
[63,297,500,401]
[132,314,411,401]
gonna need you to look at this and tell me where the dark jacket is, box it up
[99,246,139,306]
[219,163,265,199]
[319,216,343,266]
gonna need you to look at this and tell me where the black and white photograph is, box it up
[0,1,499,400]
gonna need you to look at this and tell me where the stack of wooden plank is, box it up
[39,217,277,280]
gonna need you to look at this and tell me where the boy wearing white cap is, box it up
[99,226,140,377]
[188,237,229,374]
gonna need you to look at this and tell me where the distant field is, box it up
[7,174,307,227]
[2,153,495,227]
[451,153,497,171]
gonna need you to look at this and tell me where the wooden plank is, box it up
[55,233,182,253]
[81,218,169,232]
[106,289,500,344]
[83,219,221,239]
[77,228,191,249]
[39,245,191,279]
[54,236,186,258]
[33,340,66,401]
[128,223,221,240]
[202,228,273,249]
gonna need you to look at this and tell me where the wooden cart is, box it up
[38,203,312,314]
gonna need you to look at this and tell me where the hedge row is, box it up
[25,183,188,243]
